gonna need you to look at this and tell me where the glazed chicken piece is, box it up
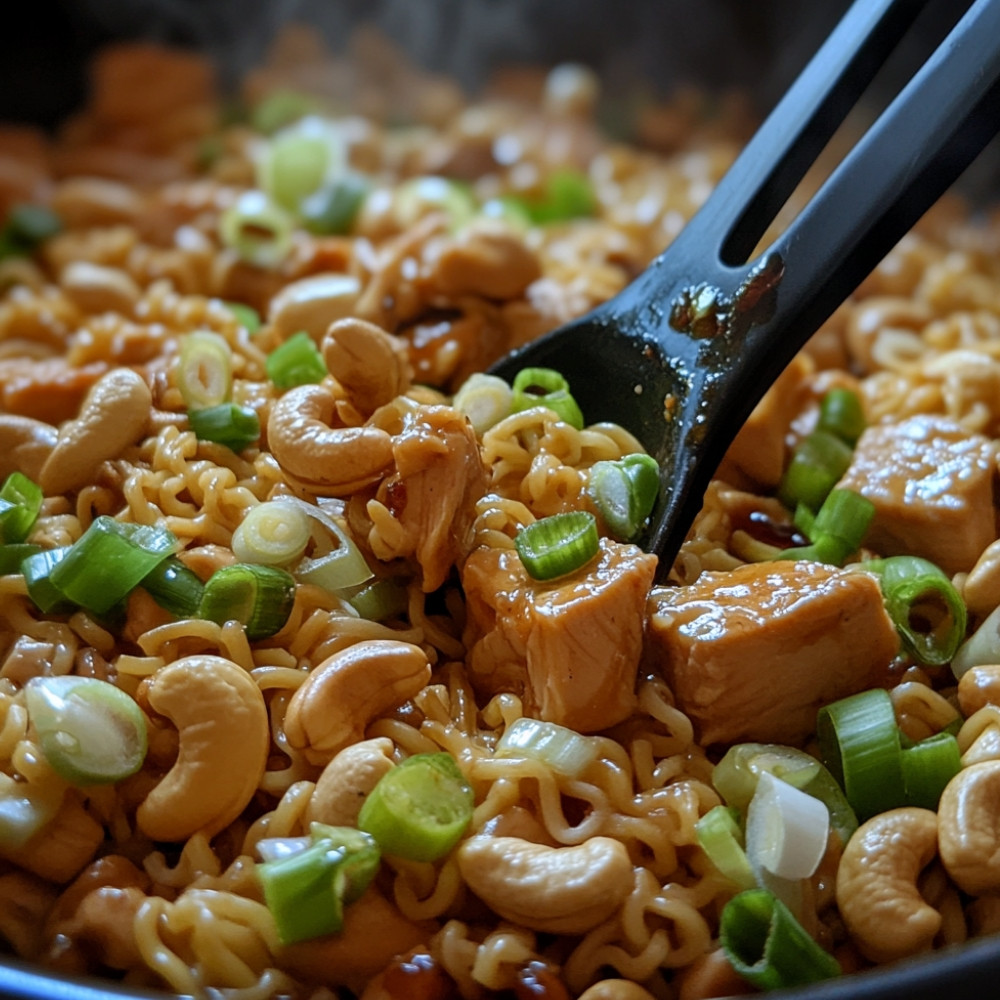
[462,537,657,732]
[647,560,899,746]
[382,405,489,592]
[837,414,998,575]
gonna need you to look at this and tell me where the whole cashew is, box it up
[284,641,430,763]
[322,318,412,415]
[958,664,1000,716]
[267,273,361,342]
[266,383,394,496]
[456,835,633,934]
[304,736,396,827]
[39,368,151,495]
[136,655,268,842]
[835,807,940,963]
[0,414,57,481]
[578,981,658,1000]
[938,760,1000,895]
[60,261,141,316]
[962,539,1000,618]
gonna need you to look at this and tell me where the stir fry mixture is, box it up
[3,25,1000,1000]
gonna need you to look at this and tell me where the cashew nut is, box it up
[0,413,57,481]
[304,736,396,827]
[578,981,658,1000]
[430,221,541,300]
[835,807,940,963]
[266,383,394,496]
[39,368,152,495]
[267,273,361,341]
[322,318,412,415]
[136,654,268,842]
[456,835,633,934]
[958,664,1000,716]
[938,760,1000,895]
[284,641,430,762]
[962,539,1000,618]
[60,261,142,316]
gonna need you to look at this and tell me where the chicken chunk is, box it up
[647,560,899,746]
[837,414,998,575]
[462,537,657,732]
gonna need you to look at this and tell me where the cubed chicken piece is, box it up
[647,561,899,746]
[837,415,998,575]
[462,537,657,733]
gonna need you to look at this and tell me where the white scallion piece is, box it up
[745,770,829,882]
[952,602,1000,679]
[495,717,599,778]
[453,373,513,436]
[256,835,312,862]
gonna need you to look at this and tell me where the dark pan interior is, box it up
[0,1,998,998]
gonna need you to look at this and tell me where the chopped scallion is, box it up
[251,89,320,135]
[495,717,600,778]
[198,563,296,640]
[24,675,147,786]
[817,387,866,446]
[0,542,41,576]
[526,169,597,224]
[778,430,853,512]
[713,743,821,812]
[219,190,294,268]
[393,176,478,229]
[510,367,584,430]
[695,805,756,890]
[452,372,513,436]
[0,203,62,259]
[140,556,204,618]
[346,578,408,622]
[587,453,660,542]
[861,555,967,667]
[224,301,262,334]
[514,511,599,581]
[0,773,63,850]
[176,330,233,410]
[720,889,840,990]
[358,752,474,863]
[300,172,371,235]
[775,489,874,566]
[21,547,74,614]
[745,772,829,881]
[258,117,343,212]
[900,732,961,810]
[188,403,261,453]
[232,500,311,567]
[0,472,43,544]
[952,603,1000,679]
[266,331,327,389]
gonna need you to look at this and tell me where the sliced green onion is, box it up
[745,772,828,881]
[251,89,320,135]
[224,301,261,334]
[49,518,178,616]
[452,373,513,436]
[294,511,373,593]
[266,330,327,389]
[220,189,294,268]
[720,889,840,990]
[495,717,600,778]
[510,367,584,430]
[0,203,62,259]
[188,403,261,453]
[817,689,905,822]
[346,578,408,621]
[695,805,756,890]
[0,772,63,849]
[952,603,1000,679]
[514,511,599,581]
[527,169,597,224]
[176,331,233,410]
[0,542,41,575]
[862,555,967,667]
[21,547,74,614]
[258,117,343,212]
[300,172,371,235]
[140,556,204,617]
[797,762,858,848]
[393,176,478,229]
[713,743,822,812]
[775,489,874,566]
[587,453,660,542]
[778,430,853,512]
[232,500,311,567]
[817,387,866,446]
[900,732,961,810]
[24,675,147,786]
[480,196,534,231]
[198,563,296,640]
[358,752,474,862]
[257,824,380,945]
[0,472,43,544]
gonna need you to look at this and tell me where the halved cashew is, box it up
[456,835,633,934]
[136,655,269,842]
[578,981,658,1000]
[268,273,361,341]
[39,368,151,494]
[284,641,430,762]
[322,318,411,415]
[0,413,57,480]
[430,221,541,299]
[938,760,1000,895]
[60,261,142,316]
[835,807,940,963]
[304,736,396,827]
[266,383,394,496]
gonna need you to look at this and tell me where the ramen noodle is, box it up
[1,23,1000,1000]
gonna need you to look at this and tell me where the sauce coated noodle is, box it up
[1,25,999,1000]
